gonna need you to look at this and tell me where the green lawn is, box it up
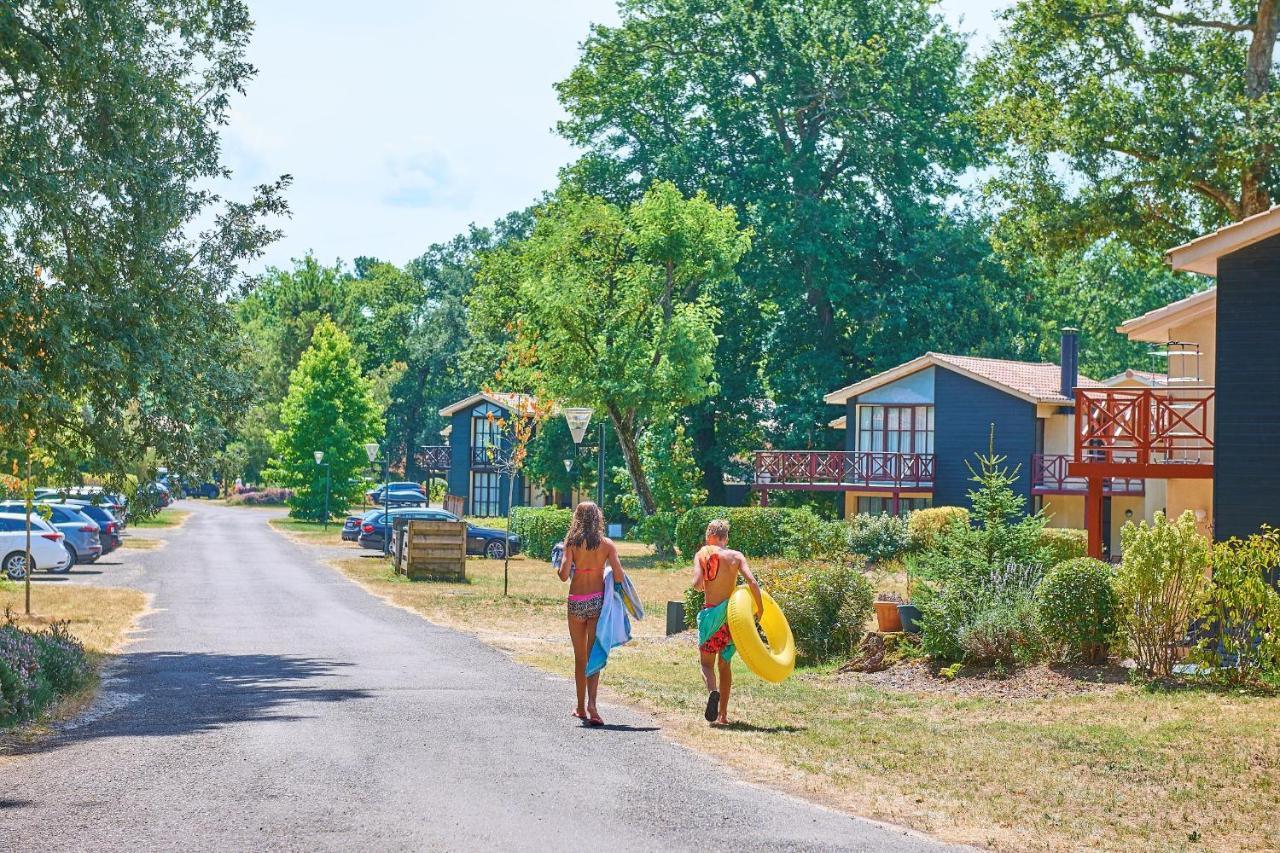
[129,508,190,529]
[268,516,347,546]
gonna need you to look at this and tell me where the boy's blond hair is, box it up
[705,519,730,541]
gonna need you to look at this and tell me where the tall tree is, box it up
[0,1,289,482]
[471,182,749,517]
[981,0,1280,255]
[556,0,996,463]
[266,320,382,520]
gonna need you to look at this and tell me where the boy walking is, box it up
[693,519,763,725]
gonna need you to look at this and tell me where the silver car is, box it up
[0,502,100,565]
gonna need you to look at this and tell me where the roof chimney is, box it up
[1060,327,1080,402]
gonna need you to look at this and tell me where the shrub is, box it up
[846,512,914,564]
[1196,527,1280,686]
[34,623,91,694]
[1038,528,1088,566]
[0,621,92,726]
[919,560,1043,664]
[226,488,293,506]
[757,561,874,663]
[1037,558,1118,660]
[908,506,969,550]
[813,520,855,564]
[674,506,824,560]
[1115,510,1211,677]
[509,506,573,561]
[683,587,705,629]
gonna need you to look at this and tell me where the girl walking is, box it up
[559,501,626,726]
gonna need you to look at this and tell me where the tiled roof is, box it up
[929,353,1101,404]
[438,391,541,417]
[1104,369,1167,386]
[824,352,1100,406]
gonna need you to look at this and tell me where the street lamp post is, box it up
[364,442,389,555]
[313,450,330,531]
[562,407,593,508]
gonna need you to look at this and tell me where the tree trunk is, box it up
[690,402,726,505]
[606,403,656,516]
[1243,0,1279,215]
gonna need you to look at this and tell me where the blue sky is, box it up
[226,1,1006,274]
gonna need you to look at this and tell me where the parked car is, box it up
[356,508,521,559]
[365,482,428,506]
[0,512,71,579]
[342,510,377,542]
[64,501,122,555]
[0,502,101,565]
[48,487,129,528]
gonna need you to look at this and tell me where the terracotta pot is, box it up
[874,601,903,632]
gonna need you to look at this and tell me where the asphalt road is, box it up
[0,502,953,852]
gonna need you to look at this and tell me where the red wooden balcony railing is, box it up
[416,445,452,471]
[1072,387,1214,476]
[1032,453,1144,495]
[752,450,935,491]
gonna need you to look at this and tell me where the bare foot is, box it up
[572,708,587,720]
[712,715,730,726]
[587,707,604,726]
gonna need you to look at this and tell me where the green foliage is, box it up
[556,0,1024,456]
[683,587,705,630]
[908,506,970,551]
[1116,511,1211,677]
[1037,558,1118,660]
[266,321,383,521]
[471,181,749,519]
[980,0,1279,258]
[0,621,91,726]
[0,0,288,480]
[1038,528,1088,566]
[509,507,573,561]
[1196,528,1280,686]
[919,561,1044,665]
[616,415,707,553]
[758,562,875,663]
[915,450,1052,664]
[847,513,915,565]
[913,450,1050,587]
[674,506,824,560]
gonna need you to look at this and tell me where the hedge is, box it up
[509,506,573,561]
[674,506,824,560]
[1038,527,1087,566]
[908,506,969,550]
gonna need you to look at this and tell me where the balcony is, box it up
[470,444,510,469]
[416,445,452,472]
[1070,387,1214,478]
[752,450,935,492]
[1032,453,1144,496]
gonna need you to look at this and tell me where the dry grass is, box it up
[0,582,149,654]
[130,508,191,529]
[120,536,163,550]
[317,539,1280,851]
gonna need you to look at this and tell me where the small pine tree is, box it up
[266,320,383,520]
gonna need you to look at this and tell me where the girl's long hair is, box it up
[565,501,604,550]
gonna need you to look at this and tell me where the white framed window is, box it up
[857,405,933,454]
[470,472,501,517]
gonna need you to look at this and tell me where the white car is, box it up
[0,512,71,579]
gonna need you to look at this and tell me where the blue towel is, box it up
[587,566,632,676]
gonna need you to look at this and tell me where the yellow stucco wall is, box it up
[1042,495,1085,529]
[1165,478,1214,540]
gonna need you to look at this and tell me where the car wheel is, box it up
[484,539,507,560]
[55,545,76,572]
[3,551,29,581]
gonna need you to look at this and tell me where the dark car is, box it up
[365,482,428,507]
[342,510,377,542]
[67,502,122,555]
[356,508,521,559]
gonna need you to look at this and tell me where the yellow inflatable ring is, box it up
[726,587,795,683]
